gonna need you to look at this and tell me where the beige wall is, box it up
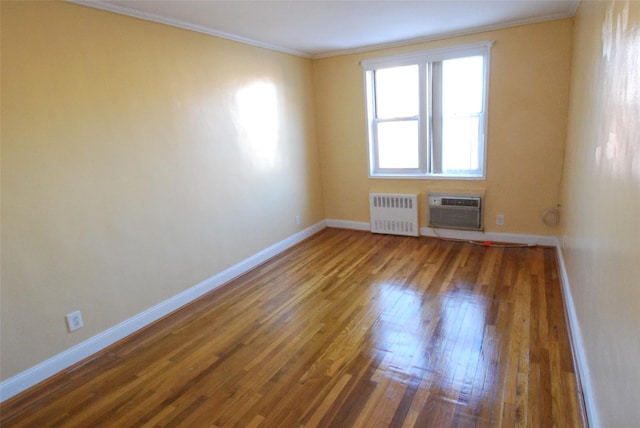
[561,0,640,426]
[314,19,573,235]
[6,3,639,424]
[0,1,324,379]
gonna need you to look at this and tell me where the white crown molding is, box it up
[312,12,576,59]
[66,0,312,58]
[67,1,577,61]
[0,221,327,402]
[570,0,582,17]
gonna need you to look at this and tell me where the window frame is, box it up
[362,41,493,179]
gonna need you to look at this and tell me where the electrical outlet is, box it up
[66,310,84,332]
[496,214,504,226]
[295,215,301,225]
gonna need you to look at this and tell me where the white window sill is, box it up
[369,173,485,180]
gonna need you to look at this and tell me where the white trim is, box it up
[363,42,491,180]
[569,0,581,17]
[313,13,575,59]
[0,221,327,403]
[330,219,598,425]
[67,1,311,58]
[326,219,371,232]
[360,41,493,70]
[554,239,600,428]
[66,0,576,61]
[1,217,597,426]
[420,227,557,246]
[368,174,486,181]
[329,219,557,246]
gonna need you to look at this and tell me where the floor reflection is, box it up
[372,282,490,403]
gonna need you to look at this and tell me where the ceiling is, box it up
[72,0,580,58]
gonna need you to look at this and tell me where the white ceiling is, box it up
[72,0,580,58]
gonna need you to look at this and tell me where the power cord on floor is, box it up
[428,227,537,248]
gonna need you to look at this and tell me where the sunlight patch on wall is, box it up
[234,81,280,170]
[596,0,640,183]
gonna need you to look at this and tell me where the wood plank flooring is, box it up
[0,229,585,427]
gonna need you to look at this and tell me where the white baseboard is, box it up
[325,218,558,246]
[326,218,370,231]
[554,239,600,428]
[0,221,327,403]
[331,220,597,425]
[420,226,558,246]
[0,218,597,427]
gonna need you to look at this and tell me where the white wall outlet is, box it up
[295,215,301,225]
[496,214,504,226]
[66,310,84,332]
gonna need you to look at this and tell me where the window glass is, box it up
[441,56,484,173]
[377,120,420,169]
[374,65,419,119]
[442,116,480,172]
[362,42,491,178]
[442,56,483,116]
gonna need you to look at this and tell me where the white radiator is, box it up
[369,193,419,237]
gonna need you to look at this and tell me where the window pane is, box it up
[442,116,480,172]
[377,120,419,169]
[375,65,419,119]
[442,56,483,116]
[441,55,484,173]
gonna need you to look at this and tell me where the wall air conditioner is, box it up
[428,193,483,231]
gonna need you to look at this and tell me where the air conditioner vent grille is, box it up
[441,198,480,208]
[428,193,483,231]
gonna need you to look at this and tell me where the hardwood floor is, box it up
[0,229,585,427]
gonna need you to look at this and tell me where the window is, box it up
[362,42,492,178]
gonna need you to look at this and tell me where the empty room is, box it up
[1,0,638,427]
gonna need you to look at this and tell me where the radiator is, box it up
[427,193,483,231]
[369,193,419,237]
